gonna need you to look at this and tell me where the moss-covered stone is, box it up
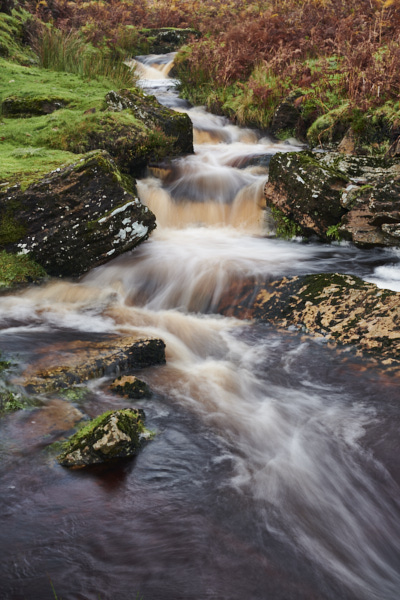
[1,94,70,117]
[265,151,348,240]
[0,150,156,277]
[111,375,152,399]
[57,408,151,467]
[137,27,201,54]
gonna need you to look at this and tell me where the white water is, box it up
[0,54,400,600]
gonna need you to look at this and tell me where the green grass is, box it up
[0,250,47,289]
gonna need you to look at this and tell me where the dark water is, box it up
[0,56,400,600]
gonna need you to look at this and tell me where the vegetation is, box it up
[0,250,47,288]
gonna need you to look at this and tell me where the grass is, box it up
[0,250,47,289]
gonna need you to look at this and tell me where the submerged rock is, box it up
[57,408,151,467]
[20,335,166,394]
[0,150,156,277]
[218,273,400,368]
[111,375,152,399]
[265,151,400,246]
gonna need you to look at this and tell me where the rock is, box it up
[264,151,348,239]
[19,335,166,394]
[111,375,152,399]
[138,28,201,54]
[0,150,156,277]
[114,89,193,156]
[57,408,151,467]
[265,151,400,247]
[61,91,193,177]
[337,128,357,155]
[1,94,69,117]
[218,273,400,368]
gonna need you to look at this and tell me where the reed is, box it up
[32,25,136,88]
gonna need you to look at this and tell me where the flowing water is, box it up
[1,55,400,600]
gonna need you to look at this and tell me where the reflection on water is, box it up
[0,54,400,600]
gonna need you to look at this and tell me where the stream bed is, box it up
[1,54,400,600]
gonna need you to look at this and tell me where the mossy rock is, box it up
[0,150,156,277]
[1,94,70,117]
[264,151,348,240]
[57,408,152,467]
[138,27,201,54]
[111,375,152,399]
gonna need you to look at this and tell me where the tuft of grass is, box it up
[0,250,47,289]
[32,25,137,88]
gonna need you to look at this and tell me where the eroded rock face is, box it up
[19,335,166,394]
[0,150,156,277]
[265,151,400,246]
[57,408,150,467]
[218,273,400,368]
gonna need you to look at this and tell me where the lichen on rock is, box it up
[0,150,156,277]
[57,408,151,467]
[218,273,400,369]
[265,150,400,247]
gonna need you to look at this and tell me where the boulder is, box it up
[19,335,166,394]
[218,273,400,369]
[1,94,69,117]
[57,408,151,467]
[0,150,156,277]
[106,89,193,155]
[265,151,400,247]
[111,375,152,399]
[58,91,193,178]
[138,28,201,54]
[264,151,348,239]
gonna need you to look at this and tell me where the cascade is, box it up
[0,54,400,600]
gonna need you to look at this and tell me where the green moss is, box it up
[0,250,47,289]
[0,211,26,245]
[270,206,304,239]
[326,224,342,241]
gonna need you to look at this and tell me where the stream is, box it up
[1,53,400,600]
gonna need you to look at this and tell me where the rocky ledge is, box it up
[19,335,166,394]
[57,408,151,468]
[0,150,156,277]
[265,151,400,247]
[218,273,400,369]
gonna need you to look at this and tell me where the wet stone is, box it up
[57,408,151,468]
[111,375,152,399]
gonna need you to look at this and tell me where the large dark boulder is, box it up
[105,89,193,156]
[264,151,348,240]
[0,150,156,277]
[265,151,400,247]
[57,408,151,467]
[57,90,193,178]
